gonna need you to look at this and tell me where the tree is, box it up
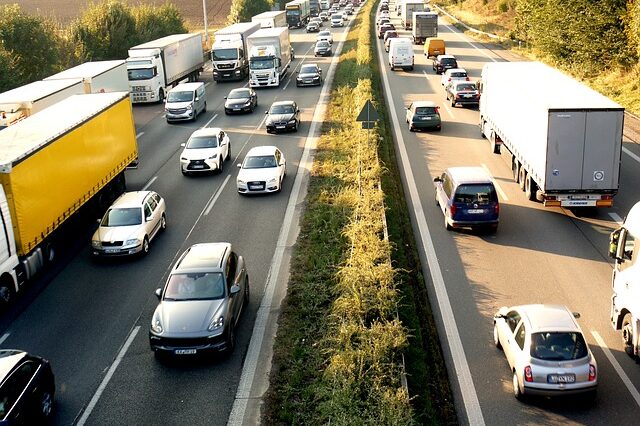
[132,3,188,45]
[228,0,272,24]
[0,47,14,92]
[627,0,640,57]
[71,0,136,61]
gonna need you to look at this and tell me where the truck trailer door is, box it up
[546,111,586,190]
[581,110,623,191]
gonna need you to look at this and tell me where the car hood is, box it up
[298,72,319,79]
[315,45,330,51]
[225,98,250,107]
[158,299,224,333]
[238,167,280,182]
[181,147,220,161]
[266,113,294,123]
[165,101,192,109]
[93,225,141,242]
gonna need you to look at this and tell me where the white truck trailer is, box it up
[252,11,287,29]
[247,27,292,88]
[0,79,84,129]
[212,22,261,82]
[126,33,204,103]
[401,0,428,30]
[479,62,624,207]
[44,60,129,94]
[609,201,640,358]
[412,12,437,44]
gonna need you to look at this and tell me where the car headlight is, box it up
[124,238,140,246]
[313,76,320,80]
[237,179,246,185]
[296,77,302,82]
[267,177,277,184]
[288,119,297,124]
[186,105,193,110]
[244,100,251,106]
[91,240,101,249]
[151,312,163,334]
[208,153,218,160]
[208,315,224,332]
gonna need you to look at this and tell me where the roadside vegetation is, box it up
[264,2,456,424]
[436,0,640,115]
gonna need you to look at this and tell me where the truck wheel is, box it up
[525,175,538,201]
[158,89,164,103]
[622,313,636,358]
[0,279,14,308]
[512,161,520,183]
[490,132,500,154]
[519,168,527,191]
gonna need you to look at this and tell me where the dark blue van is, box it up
[434,166,499,233]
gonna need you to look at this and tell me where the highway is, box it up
[377,2,640,425]
[0,16,354,425]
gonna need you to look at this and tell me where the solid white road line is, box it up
[227,16,353,426]
[442,22,498,63]
[591,330,640,408]
[0,333,9,346]
[204,175,231,215]
[77,326,141,425]
[623,146,640,165]
[378,20,486,426]
[421,71,455,119]
[203,113,218,128]
[141,176,157,191]
[481,164,509,201]
[609,212,624,225]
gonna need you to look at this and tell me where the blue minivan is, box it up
[434,166,499,233]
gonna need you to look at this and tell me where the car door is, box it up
[225,252,241,322]
[275,149,285,180]
[436,172,451,216]
[144,196,159,238]
[406,103,413,123]
[218,131,228,160]
[497,310,521,368]
[0,361,41,424]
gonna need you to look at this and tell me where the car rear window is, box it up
[415,107,437,115]
[441,58,457,64]
[456,83,477,91]
[453,184,497,203]
[530,332,589,361]
[451,72,467,78]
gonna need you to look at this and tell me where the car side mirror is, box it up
[433,177,443,183]
[296,71,299,74]
[146,215,153,222]
[230,284,241,295]
[180,143,186,147]
[224,96,227,99]
[237,163,242,168]
[296,108,300,113]
[265,111,269,115]
[155,288,162,299]
[195,97,199,102]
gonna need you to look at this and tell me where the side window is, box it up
[153,193,162,205]
[443,175,453,198]
[0,361,37,417]
[514,323,526,350]
[618,229,636,271]
[506,311,521,333]
[226,252,238,287]
[219,131,225,142]
[275,150,281,164]
[408,103,413,114]
[144,203,152,219]
[147,196,158,211]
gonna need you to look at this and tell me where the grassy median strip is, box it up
[264,2,456,425]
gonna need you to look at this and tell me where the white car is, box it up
[331,14,344,27]
[379,10,390,19]
[91,191,166,257]
[441,68,469,87]
[180,128,231,175]
[317,30,334,44]
[236,146,286,194]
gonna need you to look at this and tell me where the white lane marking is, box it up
[204,175,231,215]
[591,330,640,408]
[442,22,498,63]
[136,132,144,139]
[0,333,9,346]
[77,326,140,425]
[609,212,623,225]
[421,70,454,118]
[255,112,269,132]
[228,16,352,426]
[141,176,157,191]
[481,164,508,201]
[623,146,640,165]
[377,19,486,426]
[202,113,218,128]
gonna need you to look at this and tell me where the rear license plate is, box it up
[422,117,432,120]
[463,94,473,98]
[467,209,484,214]
[175,349,197,355]
[548,374,576,384]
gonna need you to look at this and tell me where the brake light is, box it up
[466,77,470,81]
[435,106,440,113]
[494,203,500,215]
[589,364,596,381]
[447,77,451,82]
[449,203,457,217]
[601,195,613,200]
[524,366,533,382]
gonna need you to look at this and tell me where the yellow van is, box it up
[424,38,446,58]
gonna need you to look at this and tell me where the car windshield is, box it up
[456,83,477,91]
[250,58,274,70]
[453,184,497,203]
[270,104,295,114]
[530,332,589,361]
[300,65,318,73]
[127,68,154,81]
[212,47,238,61]
[316,41,330,48]
[243,155,278,168]
[186,136,218,149]
[166,91,193,102]
[415,107,437,115]
[163,272,225,301]
[102,207,142,226]
[228,90,250,99]
[441,58,457,64]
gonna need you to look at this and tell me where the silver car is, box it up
[149,243,249,357]
[493,304,597,400]
[91,191,166,257]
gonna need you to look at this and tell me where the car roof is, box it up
[445,166,493,185]
[453,80,475,88]
[174,243,230,273]
[229,88,250,94]
[516,304,581,333]
[446,68,467,74]
[301,63,319,68]
[0,350,28,381]
[271,100,295,107]
[189,127,223,138]
[437,55,456,60]
[169,82,203,91]
[246,145,279,156]
[412,101,437,108]
[112,191,155,208]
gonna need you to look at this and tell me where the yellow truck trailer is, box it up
[0,92,138,306]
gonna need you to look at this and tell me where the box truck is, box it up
[479,62,624,207]
[211,22,261,82]
[0,79,84,129]
[285,0,311,28]
[45,60,129,94]
[252,11,287,29]
[247,27,292,88]
[412,12,437,44]
[127,33,204,103]
[401,0,428,30]
[0,92,138,307]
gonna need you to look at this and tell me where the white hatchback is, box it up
[180,127,231,175]
[317,30,334,44]
[441,68,469,87]
[236,146,286,194]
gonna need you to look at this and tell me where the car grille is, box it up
[101,241,123,247]
[217,63,233,69]
[247,181,266,191]
[187,160,211,171]
[167,108,187,114]
[131,86,146,93]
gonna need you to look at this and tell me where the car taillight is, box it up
[524,366,533,382]
[589,364,596,381]
[466,77,470,81]
[449,204,457,216]
[447,78,451,82]
[435,106,440,113]
[494,203,499,214]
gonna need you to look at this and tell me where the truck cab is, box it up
[249,46,282,87]
[211,37,246,81]
[127,50,164,103]
[609,201,640,358]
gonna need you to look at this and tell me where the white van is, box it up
[331,14,344,27]
[388,38,414,71]
[165,82,206,122]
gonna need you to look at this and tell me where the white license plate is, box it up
[249,185,264,190]
[463,94,474,98]
[276,125,285,129]
[192,165,204,169]
[175,349,197,355]
[467,209,484,214]
[548,374,576,384]
[104,248,120,253]
[422,117,432,120]
[234,108,241,111]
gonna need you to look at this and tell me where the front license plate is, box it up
[548,374,576,384]
[467,209,484,214]
[276,125,285,129]
[104,248,120,253]
[192,165,204,169]
[249,185,264,190]
[175,349,197,355]
[234,108,241,111]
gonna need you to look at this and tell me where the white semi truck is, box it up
[252,11,287,29]
[212,22,261,82]
[247,27,292,88]
[44,60,129,94]
[126,33,204,103]
[479,62,624,208]
[401,0,428,30]
[609,201,640,358]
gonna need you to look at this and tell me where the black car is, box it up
[314,40,332,56]
[224,88,257,114]
[0,350,55,424]
[296,64,323,87]
[433,54,458,74]
[265,100,300,133]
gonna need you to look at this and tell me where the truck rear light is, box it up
[596,199,613,207]
[588,364,596,381]
[524,366,533,382]
[601,195,613,200]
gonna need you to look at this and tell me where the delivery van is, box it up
[165,82,206,122]
[388,38,414,71]
[424,38,446,58]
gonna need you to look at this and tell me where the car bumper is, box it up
[225,105,253,114]
[411,119,441,129]
[452,98,480,106]
[266,122,297,132]
[449,218,498,228]
[331,22,343,27]
[315,50,331,56]
[166,110,195,121]
[213,70,242,81]
[523,382,597,397]
[149,332,228,354]
[92,244,143,257]
[181,158,219,173]
[237,180,280,193]
[296,79,321,86]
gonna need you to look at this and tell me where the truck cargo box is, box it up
[45,60,129,94]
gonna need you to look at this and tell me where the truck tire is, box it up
[480,120,486,138]
[158,89,164,103]
[622,313,636,358]
[519,167,527,191]
[525,175,538,201]
[0,277,14,308]
[512,161,520,183]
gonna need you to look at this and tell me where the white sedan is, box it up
[236,146,286,194]
[180,127,231,175]
[317,30,333,44]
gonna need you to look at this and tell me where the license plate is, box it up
[463,94,473,98]
[548,374,576,384]
[276,125,285,129]
[422,117,432,120]
[175,349,197,355]
[192,165,204,169]
[249,185,264,190]
[467,209,484,214]
[234,108,241,111]
[104,248,120,253]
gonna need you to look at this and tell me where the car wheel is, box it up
[244,277,250,305]
[435,193,439,207]
[294,122,298,132]
[450,98,456,107]
[622,313,636,357]
[409,125,414,132]
[160,213,167,231]
[226,144,231,161]
[39,387,54,420]
[513,372,524,400]
[203,102,207,113]
[224,109,229,115]
[225,324,236,355]
[436,125,441,132]
[141,237,150,256]
[218,158,224,174]
[445,214,452,231]
[493,323,502,349]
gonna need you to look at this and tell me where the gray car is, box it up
[149,242,249,357]
[493,304,597,400]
